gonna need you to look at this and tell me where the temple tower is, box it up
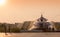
[31,14,49,31]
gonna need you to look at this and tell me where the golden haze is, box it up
[0,0,60,23]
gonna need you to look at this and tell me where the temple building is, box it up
[29,14,56,31]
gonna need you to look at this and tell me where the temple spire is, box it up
[40,14,43,22]
[40,14,47,22]
[41,14,43,18]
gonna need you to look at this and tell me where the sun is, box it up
[0,0,6,5]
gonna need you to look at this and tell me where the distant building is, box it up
[27,21,34,30]
[15,23,23,29]
[53,22,60,31]
[30,14,55,31]
[21,21,32,30]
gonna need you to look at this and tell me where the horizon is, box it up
[0,0,60,23]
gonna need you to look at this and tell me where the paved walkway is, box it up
[0,33,60,37]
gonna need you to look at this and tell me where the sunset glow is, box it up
[0,0,6,5]
[0,0,60,23]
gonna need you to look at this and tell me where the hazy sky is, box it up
[0,0,60,23]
